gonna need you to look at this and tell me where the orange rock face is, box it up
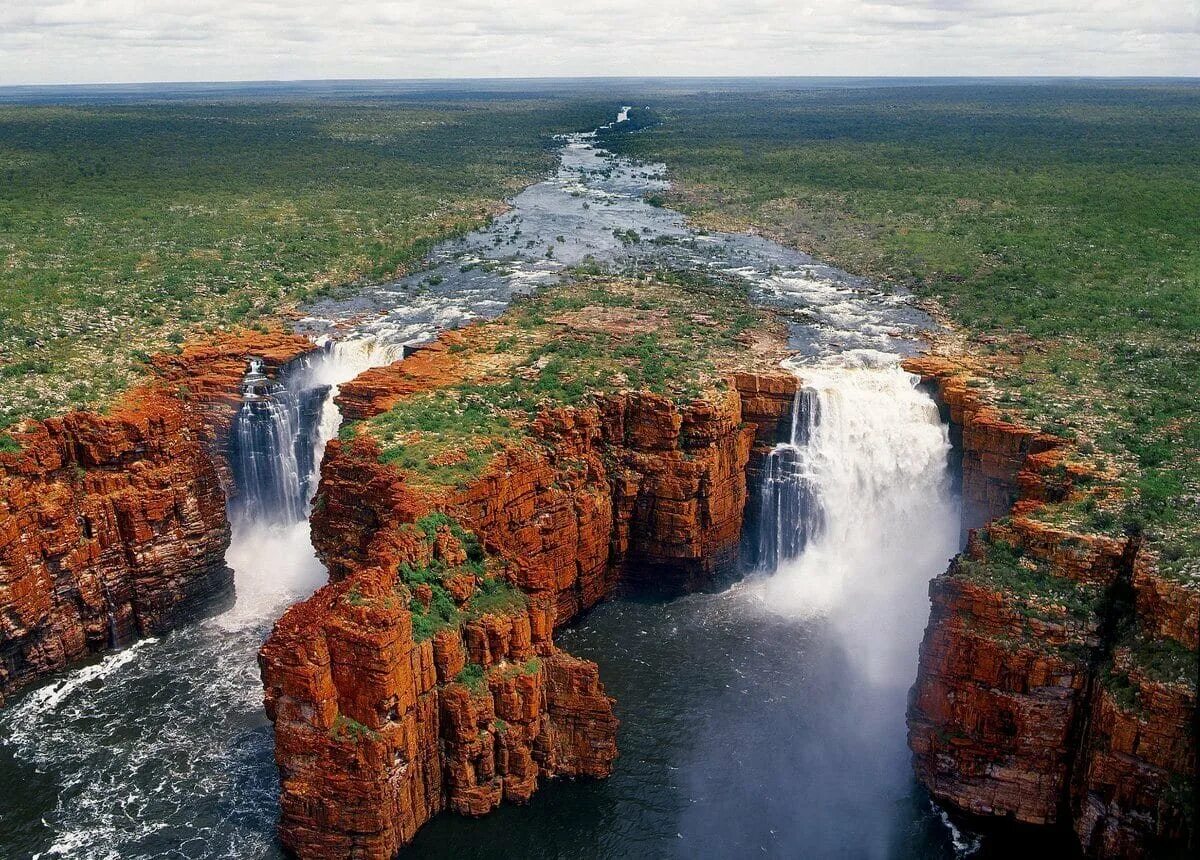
[0,331,313,704]
[905,356,1197,858]
[261,335,797,857]
[260,505,618,859]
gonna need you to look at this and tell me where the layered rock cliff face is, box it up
[905,355,1197,858]
[260,285,797,858]
[0,331,312,704]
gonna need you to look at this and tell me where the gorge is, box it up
[0,107,1193,860]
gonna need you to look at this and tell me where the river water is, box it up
[1,108,978,859]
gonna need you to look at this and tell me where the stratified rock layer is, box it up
[0,331,312,704]
[905,355,1197,859]
[261,317,797,858]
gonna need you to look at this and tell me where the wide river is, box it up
[1,108,992,859]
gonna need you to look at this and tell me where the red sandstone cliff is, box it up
[905,355,1197,858]
[0,331,312,704]
[260,334,796,858]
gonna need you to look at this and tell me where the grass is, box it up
[330,713,379,744]
[455,663,487,694]
[1126,635,1198,687]
[464,577,527,620]
[362,274,779,488]
[604,82,1200,563]
[954,534,1103,622]
[0,96,610,430]
[396,511,527,640]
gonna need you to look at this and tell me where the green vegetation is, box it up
[464,577,527,620]
[330,713,379,744]
[0,96,608,429]
[954,534,1103,621]
[1101,661,1140,712]
[455,662,487,693]
[1126,634,1198,687]
[605,83,1200,563]
[362,275,778,488]
[372,389,525,487]
[397,511,526,640]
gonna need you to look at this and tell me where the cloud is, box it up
[0,0,1195,85]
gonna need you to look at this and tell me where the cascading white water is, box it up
[232,358,307,525]
[754,351,960,683]
[0,335,411,858]
[219,335,407,627]
[756,388,825,570]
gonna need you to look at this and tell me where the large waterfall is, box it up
[756,353,960,679]
[701,352,964,855]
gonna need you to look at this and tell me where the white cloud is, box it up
[0,0,1195,85]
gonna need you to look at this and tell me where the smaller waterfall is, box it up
[228,339,405,527]
[756,388,825,570]
[231,359,309,525]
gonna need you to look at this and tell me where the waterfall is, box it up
[755,354,960,681]
[231,358,309,525]
[221,335,408,623]
[756,388,825,570]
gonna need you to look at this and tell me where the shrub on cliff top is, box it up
[955,535,1102,621]
[455,662,487,693]
[464,577,527,620]
[415,512,484,563]
[407,581,460,642]
[330,714,379,744]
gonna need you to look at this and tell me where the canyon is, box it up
[0,105,1192,860]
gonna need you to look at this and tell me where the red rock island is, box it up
[258,276,798,857]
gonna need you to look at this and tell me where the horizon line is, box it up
[3,73,1200,92]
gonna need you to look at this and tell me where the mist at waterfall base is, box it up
[0,340,402,860]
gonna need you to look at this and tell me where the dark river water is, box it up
[1,108,989,859]
[409,589,963,860]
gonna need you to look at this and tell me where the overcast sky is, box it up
[0,1,1196,86]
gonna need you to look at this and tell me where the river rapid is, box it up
[1,108,978,859]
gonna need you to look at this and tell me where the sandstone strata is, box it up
[261,292,796,858]
[905,355,1197,858]
[0,331,312,704]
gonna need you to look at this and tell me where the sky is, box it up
[0,1,1196,86]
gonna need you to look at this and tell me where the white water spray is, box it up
[221,336,408,628]
[753,350,960,684]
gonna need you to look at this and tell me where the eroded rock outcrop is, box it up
[0,331,312,704]
[260,282,797,858]
[905,355,1197,858]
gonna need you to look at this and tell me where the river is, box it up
[0,108,978,859]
